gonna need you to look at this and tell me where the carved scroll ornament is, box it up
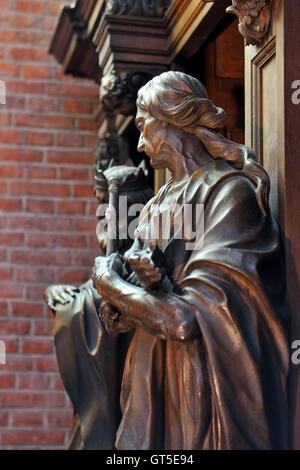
[105,0,171,17]
[204,0,272,46]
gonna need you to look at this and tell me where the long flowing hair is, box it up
[137,71,270,216]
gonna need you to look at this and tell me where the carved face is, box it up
[135,107,174,170]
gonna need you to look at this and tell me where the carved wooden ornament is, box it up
[204,0,272,45]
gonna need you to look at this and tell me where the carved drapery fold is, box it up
[203,0,272,46]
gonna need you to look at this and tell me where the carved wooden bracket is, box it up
[203,0,272,46]
[100,70,152,116]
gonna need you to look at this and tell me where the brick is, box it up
[75,218,98,232]
[0,164,22,177]
[14,113,74,130]
[0,320,30,335]
[4,338,19,353]
[87,201,98,216]
[0,129,23,144]
[48,2,64,15]
[15,266,55,283]
[0,62,19,77]
[58,167,89,180]
[8,81,44,95]
[58,268,89,284]
[26,233,57,248]
[11,250,71,266]
[58,235,87,248]
[73,250,98,266]
[17,1,46,14]
[46,411,73,428]
[26,284,48,301]
[0,391,65,409]
[77,117,98,131]
[0,233,24,246]
[85,134,99,148]
[46,150,92,165]
[6,95,26,110]
[49,374,65,391]
[73,184,93,198]
[0,31,17,42]
[42,16,57,30]
[25,199,55,213]
[0,181,7,193]
[17,30,53,47]
[0,285,23,299]
[0,411,8,426]
[0,248,7,262]
[17,373,49,390]
[2,430,65,446]
[22,339,53,354]
[35,357,59,372]
[9,181,70,197]
[33,319,54,336]
[0,301,8,316]
[11,410,44,427]
[0,374,15,388]
[27,97,60,113]
[9,47,50,63]
[8,13,38,28]
[0,267,12,281]
[11,301,42,317]
[24,165,56,180]
[0,199,22,212]
[47,83,98,99]
[26,132,55,147]
[8,215,72,232]
[0,147,42,162]
[6,357,33,371]
[56,200,86,215]
[63,100,93,114]
[0,113,11,126]
[57,133,83,148]
[23,65,52,79]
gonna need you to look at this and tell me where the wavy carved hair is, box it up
[137,71,270,216]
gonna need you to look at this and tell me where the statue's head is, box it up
[94,161,153,252]
[135,71,226,169]
[136,71,270,216]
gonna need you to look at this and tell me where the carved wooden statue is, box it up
[92,71,290,450]
[44,163,153,449]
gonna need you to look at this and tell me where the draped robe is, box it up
[115,159,290,450]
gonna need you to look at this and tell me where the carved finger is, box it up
[65,287,77,297]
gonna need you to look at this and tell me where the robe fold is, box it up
[116,159,289,450]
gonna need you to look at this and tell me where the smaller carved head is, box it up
[94,161,153,252]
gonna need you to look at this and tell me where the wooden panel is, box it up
[245,0,300,448]
[249,39,278,217]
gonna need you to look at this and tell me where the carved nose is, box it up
[137,135,144,152]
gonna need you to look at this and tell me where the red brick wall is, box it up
[0,0,100,449]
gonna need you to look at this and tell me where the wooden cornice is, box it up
[49,0,104,82]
